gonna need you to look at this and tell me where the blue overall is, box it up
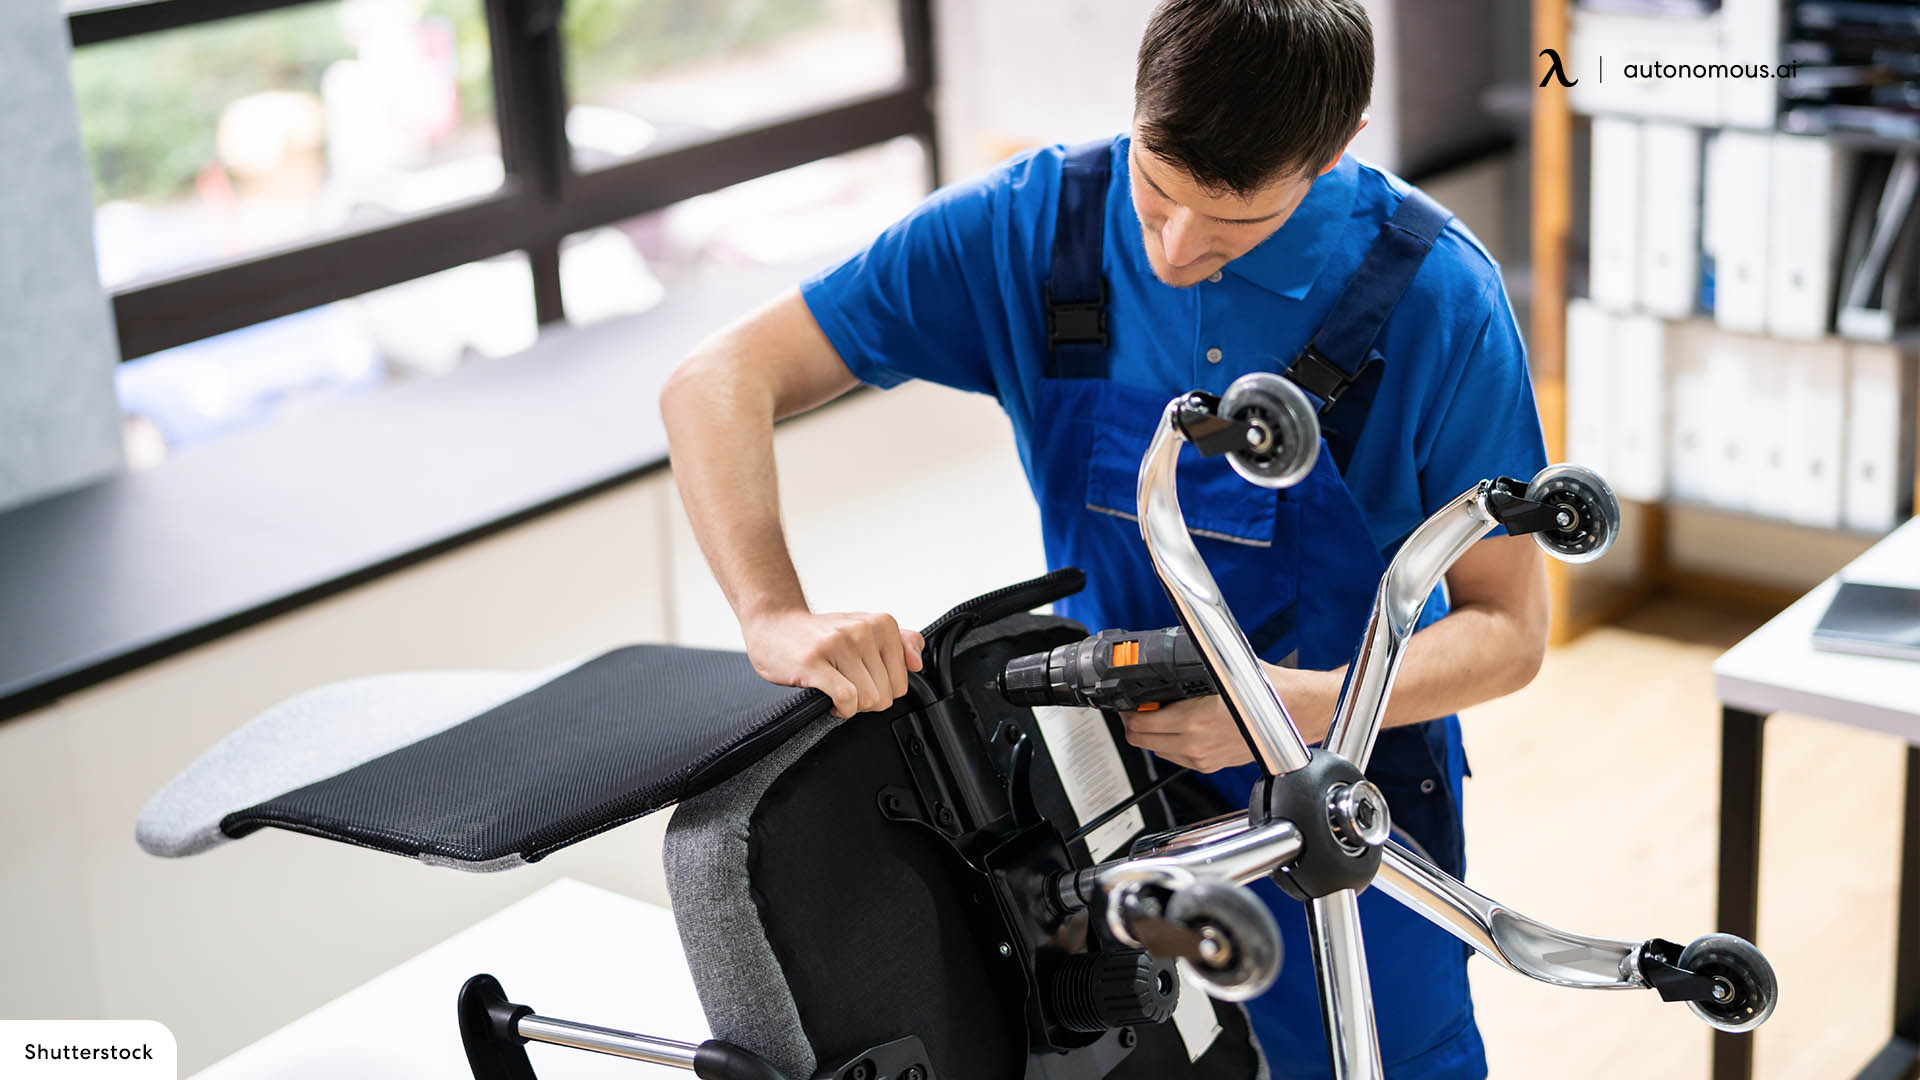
[801,135,1548,1079]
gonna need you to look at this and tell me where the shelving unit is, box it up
[1528,0,1920,643]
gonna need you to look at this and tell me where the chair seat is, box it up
[137,645,828,870]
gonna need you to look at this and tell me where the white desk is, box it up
[1710,517,1920,1080]
[194,879,712,1079]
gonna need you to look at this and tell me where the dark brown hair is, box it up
[1134,0,1373,193]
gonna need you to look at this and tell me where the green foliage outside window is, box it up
[70,0,859,207]
[561,0,833,106]
[73,4,353,205]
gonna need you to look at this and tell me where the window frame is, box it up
[67,0,940,360]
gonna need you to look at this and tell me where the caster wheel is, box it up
[1219,372,1320,490]
[1525,463,1620,564]
[1164,881,1282,1001]
[1679,933,1777,1033]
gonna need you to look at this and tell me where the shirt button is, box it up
[1208,270,1223,283]
[1205,347,1223,364]
[1420,779,1437,794]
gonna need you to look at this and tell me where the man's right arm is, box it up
[659,287,923,719]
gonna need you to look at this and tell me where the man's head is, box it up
[1130,0,1374,287]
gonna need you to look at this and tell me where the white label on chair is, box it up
[1032,706,1147,861]
[1172,962,1225,1061]
[1,1020,176,1077]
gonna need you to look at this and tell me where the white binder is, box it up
[1742,340,1796,520]
[1843,343,1916,532]
[1667,320,1717,504]
[1590,117,1642,313]
[1609,312,1667,502]
[1639,123,1702,318]
[1719,0,1783,130]
[1703,329,1757,511]
[1708,131,1773,334]
[1767,136,1849,340]
[1566,298,1614,481]
[1781,339,1849,529]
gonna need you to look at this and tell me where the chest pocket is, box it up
[1076,399,1307,664]
[1082,418,1288,548]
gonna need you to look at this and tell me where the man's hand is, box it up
[1120,664,1342,772]
[742,609,926,719]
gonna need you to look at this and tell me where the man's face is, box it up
[1127,128,1347,289]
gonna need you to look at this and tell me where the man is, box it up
[660,1,1549,1075]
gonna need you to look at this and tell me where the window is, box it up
[561,135,926,326]
[68,0,935,360]
[563,0,906,170]
[73,0,501,288]
[117,252,536,464]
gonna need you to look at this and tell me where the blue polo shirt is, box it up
[800,134,1546,564]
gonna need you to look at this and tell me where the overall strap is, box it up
[1285,186,1453,474]
[1045,140,1115,379]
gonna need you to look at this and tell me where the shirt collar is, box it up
[1224,152,1361,301]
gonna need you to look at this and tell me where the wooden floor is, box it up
[1463,597,1910,1079]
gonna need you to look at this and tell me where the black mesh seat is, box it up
[225,645,830,866]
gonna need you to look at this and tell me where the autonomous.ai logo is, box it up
[1536,45,1800,86]
[1539,48,1577,88]
[1620,59,1800,79]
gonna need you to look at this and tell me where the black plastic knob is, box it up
[1049,949,1179,1033]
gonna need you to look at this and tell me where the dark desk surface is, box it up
[0,267,810,721]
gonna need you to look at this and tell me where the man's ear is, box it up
[1320,113,1370,176]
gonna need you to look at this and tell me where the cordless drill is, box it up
[996,626,1217,712]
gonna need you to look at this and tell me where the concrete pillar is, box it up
[0,1,126,512]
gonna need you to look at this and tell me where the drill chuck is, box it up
[996,648,1066,705]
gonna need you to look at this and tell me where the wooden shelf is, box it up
[1528,0,1920,643]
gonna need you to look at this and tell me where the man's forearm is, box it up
[1273,537,1550,743]
[1352,532,1552,733]
[660,355,809,624]
[1360,599,1547,730]
[658,293,921,717]
[1268,602,1543,744]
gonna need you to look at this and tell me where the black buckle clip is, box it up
[1045,282,1109,351]
[1284,344,1358,408]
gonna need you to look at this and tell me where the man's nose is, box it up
[1159,209,1209,268]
